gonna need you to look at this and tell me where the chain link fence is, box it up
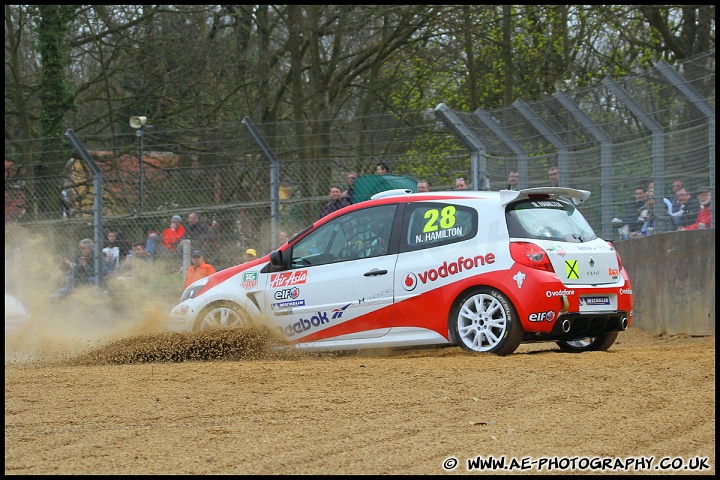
[5,51,715,293]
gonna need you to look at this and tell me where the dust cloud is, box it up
[5,224,309,366]
[5,224,182,364]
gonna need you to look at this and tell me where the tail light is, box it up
[607,241,624,270]
[509,242,554,272]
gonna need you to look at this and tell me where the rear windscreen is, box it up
[506,198,597,243]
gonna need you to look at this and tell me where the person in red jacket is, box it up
[162,215,186,251]
[183,250,216,290]
[678,186,712,230]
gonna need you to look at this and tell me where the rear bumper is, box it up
[524,311,630,342]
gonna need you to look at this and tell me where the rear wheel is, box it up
[449,288,524,355]
[556,332,618,353]
[194,302,252,332]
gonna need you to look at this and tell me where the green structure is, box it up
[352,175,418,203]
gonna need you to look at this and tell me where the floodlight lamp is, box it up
[129,116,148,129]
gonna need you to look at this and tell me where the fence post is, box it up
[242,117,281,249]
[181,239,191,284]
[65,129,104,287]
[434,103,489,190]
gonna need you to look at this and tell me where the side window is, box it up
[402,203,477,252]
[290,204,397,267]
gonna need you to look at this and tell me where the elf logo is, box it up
[529,310,556,322]
[274,287,300,300]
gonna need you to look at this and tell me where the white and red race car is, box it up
[169,187,633,355]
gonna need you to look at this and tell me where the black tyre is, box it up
[556,332,619,353]
[194,301,252,332]
[449,287,524,355]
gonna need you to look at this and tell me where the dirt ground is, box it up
[4,323,715,475]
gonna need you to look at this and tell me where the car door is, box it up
[393,201,480,332]
[264,204,399,343]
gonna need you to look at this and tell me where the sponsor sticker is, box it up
[402,272,418,291]
[241,271,258,290]
[579,296,610,306]
[546,289,575,297]
[274,287,300,300]
[271,299,306,310]
[565,260,579,279]
[529,310,556,322]
[278,303,350,337]
[401,253,496,291]
[270,270,308,288]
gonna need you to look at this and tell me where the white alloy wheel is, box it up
[450,288,523,355]
[196,302,250,331]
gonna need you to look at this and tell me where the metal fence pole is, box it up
[65,129,104,287]
[242,117,281,248]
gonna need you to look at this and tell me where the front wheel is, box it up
[194,302,252,332]
[449,288,524,355]
[556,332,618,353]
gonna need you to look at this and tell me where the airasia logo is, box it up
[270,270,308,288]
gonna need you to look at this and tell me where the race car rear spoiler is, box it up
[500,187,591,206]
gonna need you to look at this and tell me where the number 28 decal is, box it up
[423,206,456,232]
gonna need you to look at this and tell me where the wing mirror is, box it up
[270,249,283,268]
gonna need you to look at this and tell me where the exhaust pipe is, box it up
[561,319,571,333]
[620,317,628,330]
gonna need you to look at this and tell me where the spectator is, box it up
[375,162,390,175]
[319,185,351,219]
[548,166,559,187]
[69,238,98,286]
[679,186,712,230]
[115,242,153,280]
[244,248,258,263]
[129,242,152,261]
[182,212,212,255]
[417,179,430,192]
[278,230,289,245]
[670,179,685,216]
[102,247,119,274]
[646,180,674,224]
[145,229,161,257]
[183,250,216,290]
[454,177,468,190]
[670,179,684,199]
[506,170,520,190]
[621,187,647,237]
[342,172,358,203]
[670,188,701,228]
[640,193,671,235]
[162,215,186,252]
[103,229,131,262]
[56,239,99,296]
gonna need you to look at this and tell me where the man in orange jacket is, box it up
[183,250,216,290]
[162,215,186,251]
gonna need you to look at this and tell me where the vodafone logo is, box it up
[401,253,496,291]
[402,272,418,291]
